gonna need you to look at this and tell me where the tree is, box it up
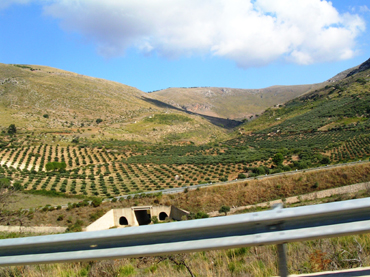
[96,118,103,124]
[272,153,284,166]
[7,124,16,135]
[237,173,247,179]
[320,157,330,164]
[71,136,79,144]
[219,205,230,216]
[45,162,67,172]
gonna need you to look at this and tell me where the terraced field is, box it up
[0,143,248,197]
[1,128,370,198]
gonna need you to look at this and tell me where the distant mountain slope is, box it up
[148,84,325,120]
[239,57,370,135]
[0,64,228,144]
[1,59,368,145]
[0,64,151,127]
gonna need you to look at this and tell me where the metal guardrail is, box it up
[1,198,370,276]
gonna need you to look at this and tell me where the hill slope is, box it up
[0,64,227,144]
[0,64,150,128]
[148,84,325,120]
[0,59,369,200]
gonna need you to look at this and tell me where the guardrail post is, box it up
[277,243,288,277]
[271,203,288,277]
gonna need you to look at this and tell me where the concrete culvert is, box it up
[135,210,151,225]
[119,216,128,226]
[159,212,168,221]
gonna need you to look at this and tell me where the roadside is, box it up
[208,181,370,217]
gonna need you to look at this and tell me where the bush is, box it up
[91,197,102,207]
[194,211,209,219]
[320,157,330,164]
[7,124,16,135]
[272,153,284,166]
[219,205,230,216]
[45,162,66,172]
[151,216,159,224]
[237,173,247,179]
[66,219,84,232]
[13,181,23,191]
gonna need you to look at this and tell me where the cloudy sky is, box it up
[1,0,369,92]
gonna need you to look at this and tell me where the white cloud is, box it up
[11,0,368,67]
[359,5,370,13]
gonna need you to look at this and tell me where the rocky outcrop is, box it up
[346,57,370,78]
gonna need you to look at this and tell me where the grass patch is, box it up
[7,192,81,210]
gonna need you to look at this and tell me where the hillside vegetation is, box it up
[148,84,324,120]
[0,60,369,199]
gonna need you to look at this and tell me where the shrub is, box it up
[151,216,159,224]
[194,211,209,219]
[7,124,16,135]
[66,219,84,232]
[91,197,102,207]
[219,205,230,216]
[237,173,247,179]
[272,153,284,166]
[320,157,330,164]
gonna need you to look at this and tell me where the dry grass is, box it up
[165,163,370,213]
[6,192,81,210]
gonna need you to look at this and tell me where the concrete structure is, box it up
[86,205,189,232]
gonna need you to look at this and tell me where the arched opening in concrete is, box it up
[159,212,168,221]
[119,216,128,226]
[134,210,151,225]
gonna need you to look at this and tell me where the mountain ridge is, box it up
[0,59,368,144]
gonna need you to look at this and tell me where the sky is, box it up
[0,0,370,93]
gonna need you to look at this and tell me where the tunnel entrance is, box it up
[119,216,128,226]
[159,212,168,221]
[134,210,151,225]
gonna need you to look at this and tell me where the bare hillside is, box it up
[148,83,325,120]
